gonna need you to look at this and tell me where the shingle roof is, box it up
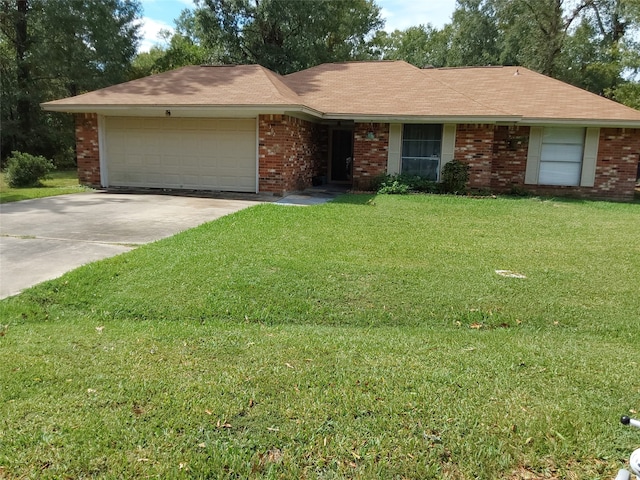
[42,61,640,126]
[427,65,640,123]
[283,61,508,118]
[43,64,303,107]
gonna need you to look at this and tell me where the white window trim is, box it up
[98,114,108,187]
[387,123,402,175]
[525,126,599,187]
[388,124,456,181]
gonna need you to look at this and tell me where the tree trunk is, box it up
[16,0,30,141]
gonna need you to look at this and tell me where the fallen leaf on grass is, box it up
[198,443,206,448]
[87,388,97,394]
[205,410,213,415]
[285,363,295,369]
[216,419,232,429]
[267,426,279,432]
[95,326,104,333]
[469,323,483,329]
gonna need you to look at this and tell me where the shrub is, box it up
[4,151,55,187]
[441,160,470,194]
[396,174,439,193]
[376,174,439,195]
[378,179,410,194]
[53,147,76,169]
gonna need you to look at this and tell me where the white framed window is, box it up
[539,127,585,186]
[525,126,600,187]
[401,124,442,180]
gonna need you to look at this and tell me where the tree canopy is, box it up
[1,0,141,160]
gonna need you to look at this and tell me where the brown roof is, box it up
[42,60,640,126]
[283,61,508,119]
[43,64,303,107]
[427,65,640,123]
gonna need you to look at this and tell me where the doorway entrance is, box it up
[330,129,353,183]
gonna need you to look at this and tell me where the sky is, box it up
[137,0,458,52]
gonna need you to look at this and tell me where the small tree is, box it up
[4,151,55,187]
[441,160,470,194]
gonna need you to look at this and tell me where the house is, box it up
[42,61,640,201]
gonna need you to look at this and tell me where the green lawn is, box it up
[1,194,638,479]
[0,169,89,203]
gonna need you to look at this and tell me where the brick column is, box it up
[75,113,101,187]
[258,114,326,195]
[454,124,494,190]
[353,123,389,190]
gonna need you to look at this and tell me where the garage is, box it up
[104,117,257,192]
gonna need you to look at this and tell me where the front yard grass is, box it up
[0,169,89,203]
[1,194,638,479]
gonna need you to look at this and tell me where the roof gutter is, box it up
[322,113,522,124]
[40,103,325,119]
[524,118,640,128]
[40,103,640,128]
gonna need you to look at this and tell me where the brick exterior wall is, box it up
[71,112,638,201]
[454,124,495,189]
[453,124,639,201]
[491,125,530,191]
[352,122,390,190]
[258,114,327,195]
[75,113,101,187]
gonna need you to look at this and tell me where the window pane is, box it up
[538,127,585,186]
[539,161,581,186]
[542,127,585,145]
[401,124,442,181]
[401,157,439,180]
[541,143,583,163]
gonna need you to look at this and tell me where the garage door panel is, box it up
[105,117,256,192]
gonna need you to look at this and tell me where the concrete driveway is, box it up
[0,192,264,299]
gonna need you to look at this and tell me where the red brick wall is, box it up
[590,128,639,200]
[456,125,639,201]
[491,125,530,191]
[75,113,101,187]
[506,127,639,201]
[258,114,326,194]
[454,124,494,189]
[352,123,389,190]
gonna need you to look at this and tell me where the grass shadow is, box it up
[330,193,377,205]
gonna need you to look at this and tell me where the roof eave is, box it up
[322,113,522,124]
[524,117,640,128]
[40,103,324,119]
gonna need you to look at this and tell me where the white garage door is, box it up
[104,117,257,192]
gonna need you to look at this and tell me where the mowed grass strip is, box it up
[1,194,638,479]
[0,169,89,203]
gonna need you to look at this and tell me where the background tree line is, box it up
[2,0,639,164]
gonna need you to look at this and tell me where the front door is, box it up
[330,129,353,182]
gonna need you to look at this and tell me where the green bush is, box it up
[396,174,439,193]
[441,160,470,194]
[53,147,76,169]
[378,179,410,194]
[4,151,55,187]
[376,174,439,195]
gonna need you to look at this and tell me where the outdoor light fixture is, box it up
[366,122,376,139]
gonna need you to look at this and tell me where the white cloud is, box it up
[137,17,174,53]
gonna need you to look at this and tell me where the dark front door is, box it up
[331,129,353,182]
